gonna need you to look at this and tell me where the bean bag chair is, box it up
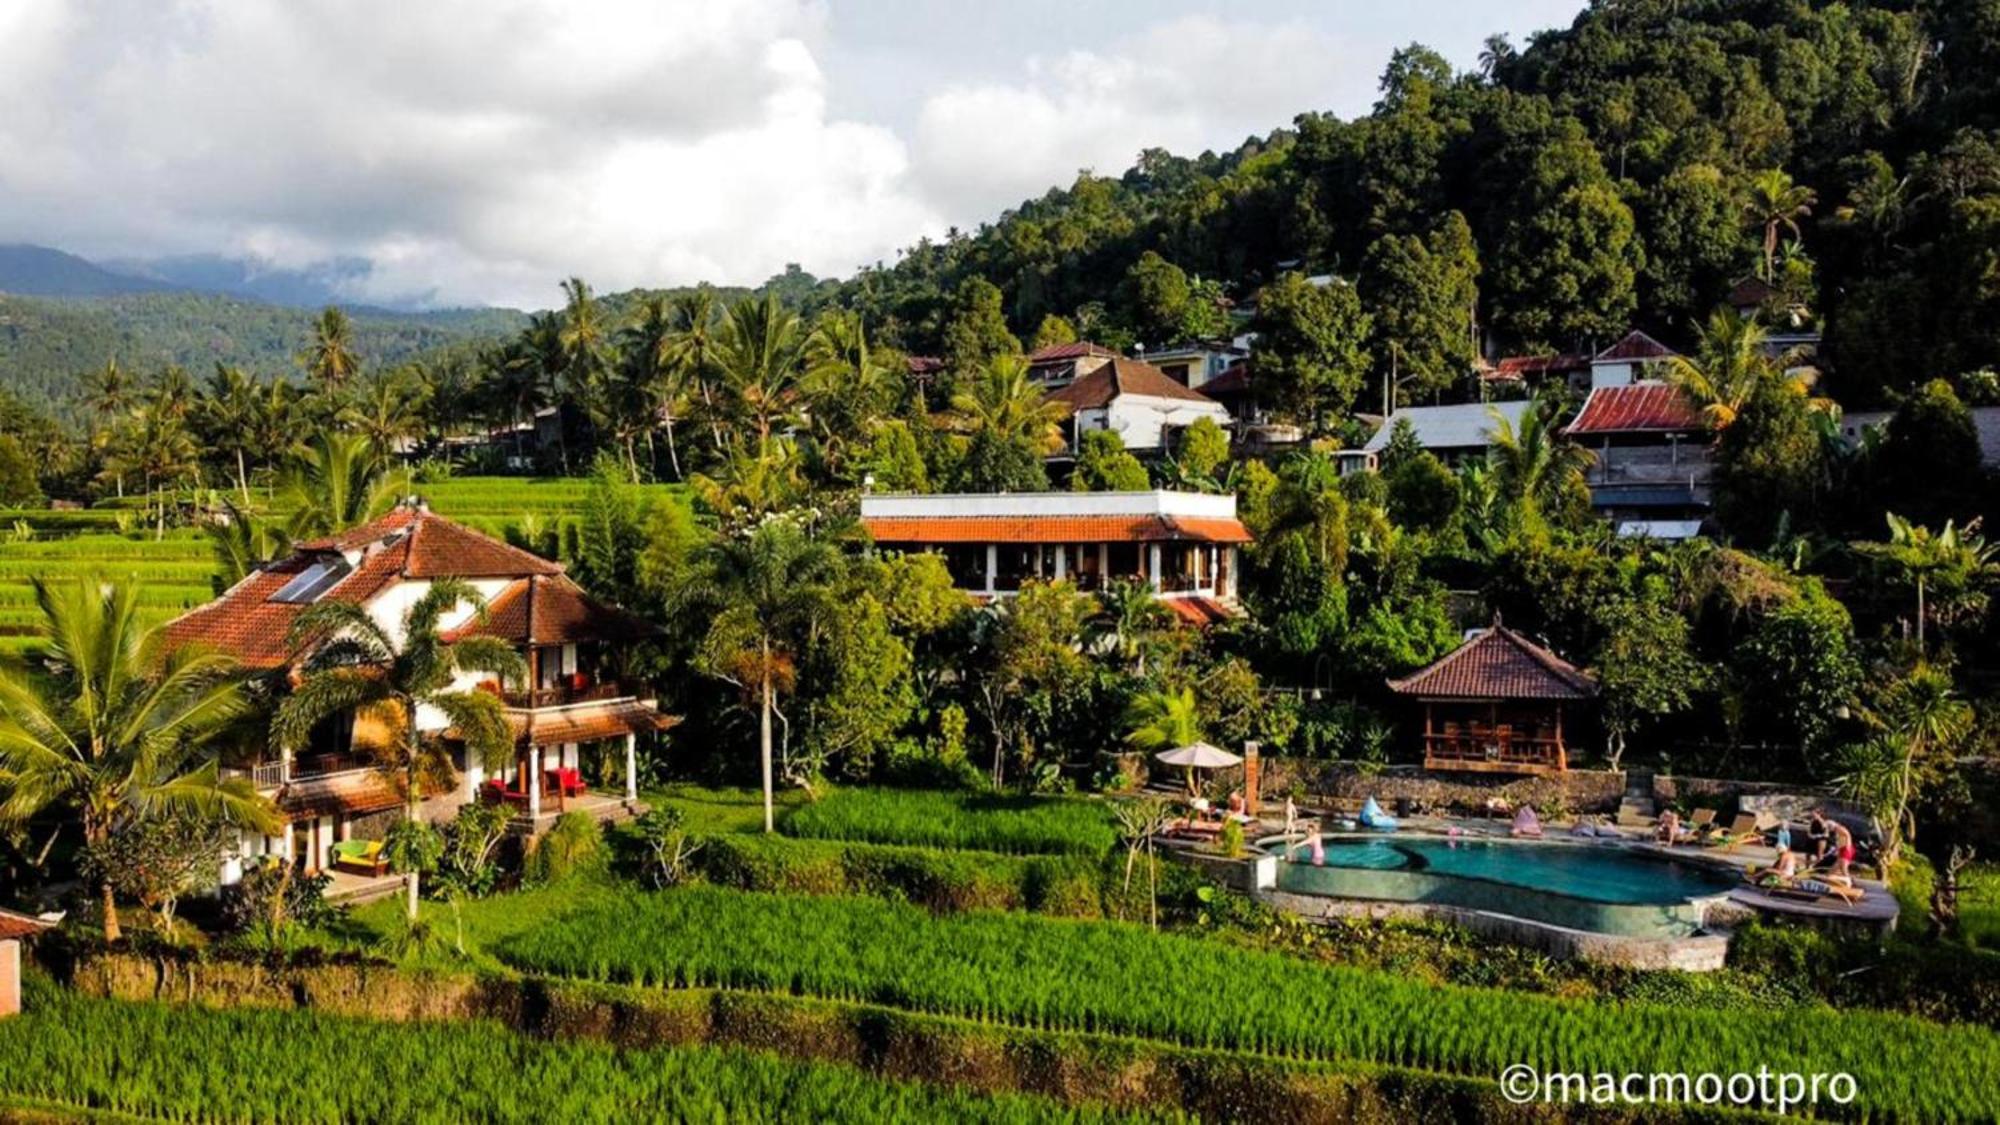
[1357,796,1399,831]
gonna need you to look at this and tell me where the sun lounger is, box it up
[1707,812,1764,851]
[1751,871,1865,907]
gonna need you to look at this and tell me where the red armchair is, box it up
[545,767,586,798]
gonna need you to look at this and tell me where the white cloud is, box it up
[910,16,1365,223]
[0,0,939,308]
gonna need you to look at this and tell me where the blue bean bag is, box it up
[1358,796,1399,831]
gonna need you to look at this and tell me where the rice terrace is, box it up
[3,1,2000,1122]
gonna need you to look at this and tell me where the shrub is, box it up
[1217,820,1245,859]
[526,812,608,884]
[218,862,334,936]
[435,803,513,897]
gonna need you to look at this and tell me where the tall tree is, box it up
[1665,309,1821,430]
[682,517,842,832]
[1742,169,1817,283]
[1854,514,1999,654]
[198,364,262,504]
[948,355,1065,492]
[300,306,361,389]
[941,278,1020,378]
[273,579,521,919]
[1360,211,1481,404]
[1249,272,1373,436]
[0,579,277,941]
[714,295,806,447]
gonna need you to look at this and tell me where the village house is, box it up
[1387,622,1598,776]
[1336,400,1533,475]
[162,505,675,886]
[859,490,1250,625]
[1840,405,2000,470]
[1139,338,1250,391]
[1025,341,1120,389]
[1566,380,1713,537]
[1044,355,1234,454]
[0,910,53,1019]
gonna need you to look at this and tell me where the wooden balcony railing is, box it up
[501,681,630,710]
[1423,733,1566,774]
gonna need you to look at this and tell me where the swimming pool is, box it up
[1269,836,1738,939]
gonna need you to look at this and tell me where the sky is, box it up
[0,0,1587,310]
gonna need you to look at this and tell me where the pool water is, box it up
[1273,836,1737,938]
[1295,838,1738,904]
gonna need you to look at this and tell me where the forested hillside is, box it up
[0,292,525,413]
[806,0,1999,411]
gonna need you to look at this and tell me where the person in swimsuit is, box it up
[1828,818,1856,881]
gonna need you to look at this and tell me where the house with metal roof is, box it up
[1387,623,1597,775]
[1024,341,1120,388]
[1566,382,1711,535]
[163,504,675,889]
[1044,356,1234,453]
[860,490,1249,625]
[1336,400,1533,474]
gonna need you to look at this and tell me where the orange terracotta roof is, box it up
[444,575,657,646]
[863,514,1251,545]
[0,909,53,940]
[1164,597,1239,626]
[1567,383,1705,435]
[1387,626,1596,701]
[163,507,563,669]
[507,699,680,748]
[1045,357,1221,409]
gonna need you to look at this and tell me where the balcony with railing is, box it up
[500,679,632,710]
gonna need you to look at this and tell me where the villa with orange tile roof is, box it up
[163,504,675,886]
[1044,356,1234,453]
[860,490,1249,624]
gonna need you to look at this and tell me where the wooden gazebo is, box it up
[1386,624,1596,776]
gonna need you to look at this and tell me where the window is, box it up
[269,559,352,604]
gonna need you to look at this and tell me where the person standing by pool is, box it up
[1807,811,1832,866]
[1828,818,1856,881]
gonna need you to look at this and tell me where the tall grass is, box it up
[502,887,2000,1121]
[784,789,1116,856]
[0,980,1156,1124]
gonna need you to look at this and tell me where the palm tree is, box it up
[206,500,292,589]
[244,378,299,489]
[1123,687,1206,796]
[1742,169,1816,282]
[689,438,809,529]
[278,433,403,541]
[1091,579,1175,675]
[663,290,726,454]
[1485,397,1592,531]
[949,354,1067,456]
[101,408,201,538]
[620,297,688,479]
[82,358,134,423]
[200,364,262,503]
[340,369,429,456]
[1842,664,1972,872]
[1664,309,1821,430]
[301,306,361,389]
[714,295,806,447]
[554,278,609,472]
[1854,514,1999,653]
[679,518,842,833]
[802,309,895,482]
[272,579,522,919]
[0,579,278,941]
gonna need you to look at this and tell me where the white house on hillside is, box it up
[1337,400,1533,474]
[1044,356,1233,453]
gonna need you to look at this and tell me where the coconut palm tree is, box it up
[278,433,404,541]
[200,364,262,504]
[205,500,292,589]
[554,278,609,472]
[1091,579,1175,676]
[0,579,278,941]
[679,517,842,833]
[272,579,522,919]
[949,354,1068,456]
[1664,309,1821,431]
[1854,514,1999,654]
[1123,687,1204,753]
[101,407,201,538]
[339,368,429,456]
[620,296,688,479]
[1485,397,1592,531]
[713,295,807,447]
[662,290,726,454]
[301,306,361,389]
[1742,169,1816,282]
[802,309,895,482]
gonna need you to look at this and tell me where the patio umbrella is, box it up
[1154,742,1241,796]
